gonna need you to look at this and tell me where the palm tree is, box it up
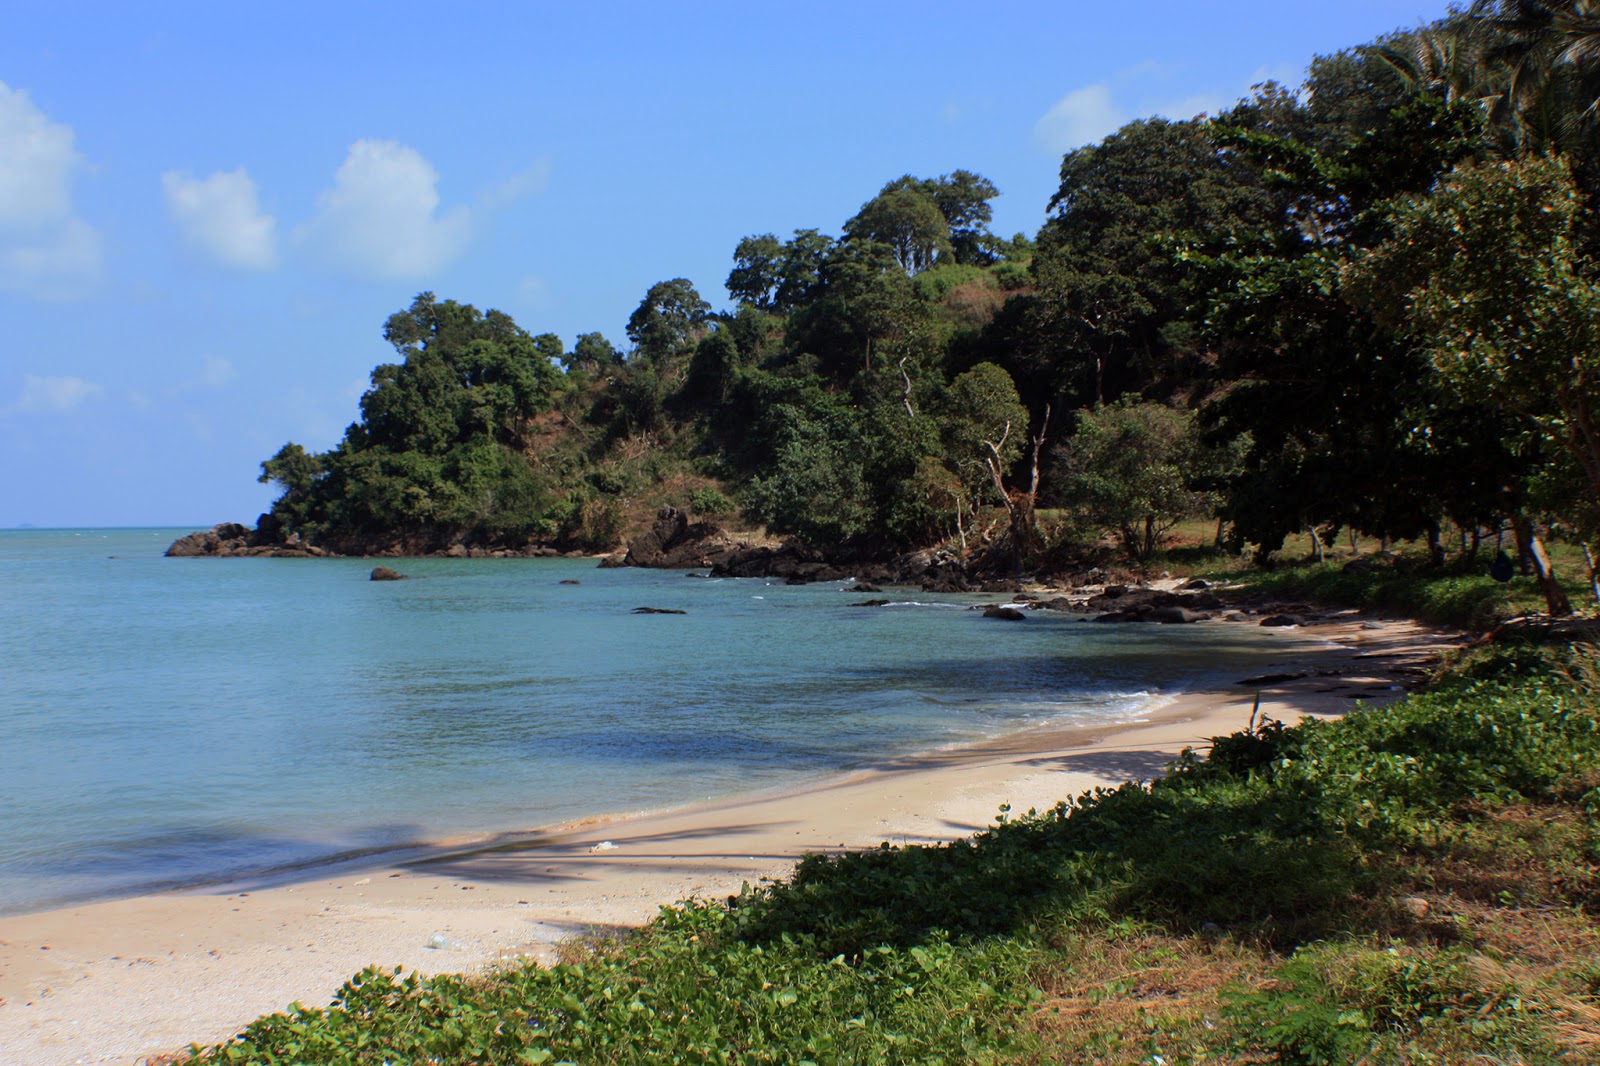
[1469,1,1600,153]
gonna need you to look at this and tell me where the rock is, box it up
[1237,672,1308,686]
[559,579,581,585]
[622,506,735,569]
[1032,597,1081,612]
[1093,610,1148,623]
[1181,578,1211,591]
[1147,606,1205,624]
[849,599,892,607]
[445,544,468,558]
[370,566,407,581]
[982,606,1027,621]
[631,607,687,615]
[1400,896,1431,919]
[1260,614,1303,627]
[852,583,882,593]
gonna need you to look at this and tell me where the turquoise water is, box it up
[2,528,1314,916]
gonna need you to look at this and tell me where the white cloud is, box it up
[297,139,471,281]
[0,81,103,300]
[1033,84,1126,154]
[6,373,104,415]
[479,158,551,211]
[1034,62,1267,156]
[162,168,277,270]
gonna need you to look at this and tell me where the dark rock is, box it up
[982,606,1027,621]
[1147,606,1205,624]
[622,506,735,569]
[1238,672,1308,686]
[559,579,581,585]
[370,566,407,581]
[1085,587,1181,612]
[1032,597,1082,612]
[1181,578,1211,591]
[849,599,892,607]
[1093,610,1148,623]
[1260,614,1303,627]
[852,583,882,593]
[631,607,687,615]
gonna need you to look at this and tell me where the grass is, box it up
[178,642,1600,1065]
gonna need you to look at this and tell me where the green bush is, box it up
[688,487,736,517]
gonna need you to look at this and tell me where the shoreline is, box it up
[0,615,1458,1066]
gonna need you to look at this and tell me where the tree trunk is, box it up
[1512,515,1573,617]
[1584,544,1600,612]
[1425,519,1445,568]
[1308,526,1325,564]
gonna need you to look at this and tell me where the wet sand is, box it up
[0,615,1456,1066]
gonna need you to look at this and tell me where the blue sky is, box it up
[1,1,1452,527]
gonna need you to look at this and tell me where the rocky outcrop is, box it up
[616,507,741,570]
[370,566,407,581]
[166,513,598,560]
[165,518,328,559]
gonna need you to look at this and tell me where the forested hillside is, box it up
[253,2,1600,614]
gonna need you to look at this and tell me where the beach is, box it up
[0,614,1455,1066]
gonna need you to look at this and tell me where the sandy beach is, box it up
[0,614,1456,1066]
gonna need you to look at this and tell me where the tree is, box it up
[939,362,1028,506]
[1018,117,1275,411]
[259,294,563,545]
[924,170,1001,264]
[726,233,785,310]
[569,332,622,373]
[626,278,711,361]
[1057,401,1210,562]
[1346,154,1599,614]
[843,182,952,274]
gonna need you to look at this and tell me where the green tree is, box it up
[626,278,711,361]
[844,182,952,274]
[938,362,1028,503]
[726,233,785,310]
[1057,401,1211,561]
[568,331,623,373]
[1347,154,1599,613]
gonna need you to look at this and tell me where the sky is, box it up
[0,1,1456,528]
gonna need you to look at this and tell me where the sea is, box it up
[1,527,1319,917]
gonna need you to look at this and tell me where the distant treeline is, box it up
[259,1,1600,613]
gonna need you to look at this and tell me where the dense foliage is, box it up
[187,640,1600,1064]
[257,2,1600,604]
